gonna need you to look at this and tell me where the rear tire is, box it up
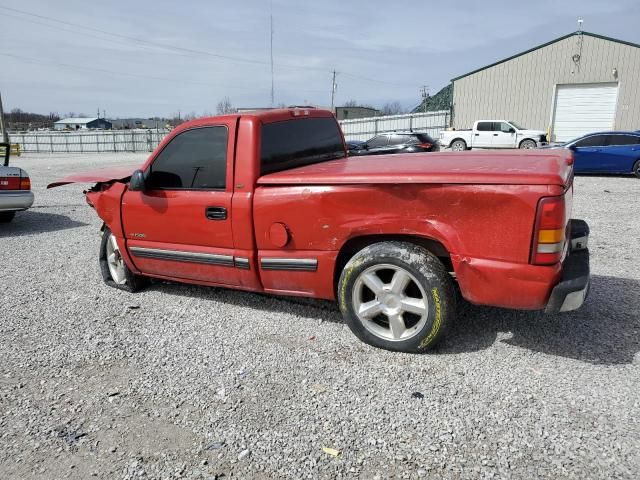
[519,139,537,149]
[0,211,16,223]
[99,227,148,292]
[451,139,467,151]
[337,241,455,353]
[633,160,640,178]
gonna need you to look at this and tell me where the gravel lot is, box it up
[1,153,639,479]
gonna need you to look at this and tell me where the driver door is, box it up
[121,120,240,285]
[492,122,516,148]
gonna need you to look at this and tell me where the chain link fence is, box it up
[339,110,451,141]
[10,110,452,153]
[9,129,171,153]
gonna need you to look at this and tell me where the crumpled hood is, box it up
[47,165,138,188]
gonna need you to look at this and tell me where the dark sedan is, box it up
[349,132,439,156]
[544,131,640,177]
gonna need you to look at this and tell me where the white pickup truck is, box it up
[439,120,547,151]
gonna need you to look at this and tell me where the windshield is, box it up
[508,121,526,130]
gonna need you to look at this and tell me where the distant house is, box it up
[334,106,379,120]
[53,118,112,130]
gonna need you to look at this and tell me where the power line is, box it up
[0,5,321,71]
[0,4,421,90]
[0,52,329,96]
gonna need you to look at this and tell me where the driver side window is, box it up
[499,122,513,133]
[147,126,228,190]
[574,135,606,148]
[367,135,389,148]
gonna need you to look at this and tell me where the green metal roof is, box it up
[451,31,640,82]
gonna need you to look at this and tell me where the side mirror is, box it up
[129,169,146,192]
[508,128,516,134]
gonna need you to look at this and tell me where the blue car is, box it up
[550,131,640,177]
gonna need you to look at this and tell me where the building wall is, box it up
[335,107,379,120]
[452,34,640,133]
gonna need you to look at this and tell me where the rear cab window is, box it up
[260,117,345,175]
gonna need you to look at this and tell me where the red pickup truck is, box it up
[49,108,590,353]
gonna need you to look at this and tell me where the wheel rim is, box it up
[452,142,463,151]
[105,233,127,285]
[522,141,535,149]
[352,264,429,342]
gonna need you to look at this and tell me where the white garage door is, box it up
[552,83,618,142]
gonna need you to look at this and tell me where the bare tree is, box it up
[380,102,406,115]
[216,97,235,114]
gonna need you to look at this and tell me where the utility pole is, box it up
[330,70,337,112]
[420,86,429,114]
[0,91,8,144]
[270,0,275,107]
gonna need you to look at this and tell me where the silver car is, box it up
[0,144,34,222]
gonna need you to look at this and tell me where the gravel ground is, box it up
[1,153,639,480]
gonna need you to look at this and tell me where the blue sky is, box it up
[1,0,639,117]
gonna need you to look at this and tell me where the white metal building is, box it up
[53,117,112,130]
[451,31,640,142]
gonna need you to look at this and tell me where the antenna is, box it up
[330,70,337,112]
[577,17,583,32]
[270,1,274,107]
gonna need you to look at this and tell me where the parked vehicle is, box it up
[49,108,590,353]
[439,120,547,151]
[350,132,438,156]
[542,131,640,177]
[0,142,34,222]
[345,140,366,155]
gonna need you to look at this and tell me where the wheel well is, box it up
[334,234,452,289]
[519,138,536,147]
[450,138,467,147]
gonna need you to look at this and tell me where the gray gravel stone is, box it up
[0,153,639,479]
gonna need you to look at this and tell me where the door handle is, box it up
[205,206,227,220]
[493,133,499,136]
[474,133,479,136]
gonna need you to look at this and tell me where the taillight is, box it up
[418,143,433,149]
[531,196,567,265]
[19,176,31,190]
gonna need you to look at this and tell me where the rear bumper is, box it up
[453,219,590,311]
[544,219,590,313]
[0,191,34,212]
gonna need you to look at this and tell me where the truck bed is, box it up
[258,150,574,187]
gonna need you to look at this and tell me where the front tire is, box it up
[338,242,455,353]
[0,211,16,223]
[519,139,537,149]
[99,227,148,292]
[451,139,467,151]
[633,160,640,178]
